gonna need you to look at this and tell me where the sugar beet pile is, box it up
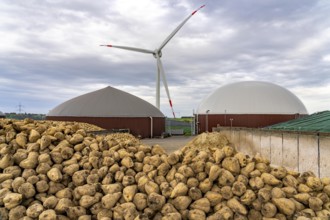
[1,119,330,220]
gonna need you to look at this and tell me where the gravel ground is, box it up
[141,135,195,153]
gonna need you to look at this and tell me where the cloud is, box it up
[1,0,330,116]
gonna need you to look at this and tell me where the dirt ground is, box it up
[141,135,195,153]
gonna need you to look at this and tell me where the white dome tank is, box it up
[197,81,308,115]
[48,86,164,117]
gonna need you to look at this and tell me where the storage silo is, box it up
[0,111,5,118]
[46,86,165,138]
[196,81,308,133]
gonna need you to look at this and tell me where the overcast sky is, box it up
[1,0,330,117]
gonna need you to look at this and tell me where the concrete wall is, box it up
[214,127,330,178]
[320,136,330,177]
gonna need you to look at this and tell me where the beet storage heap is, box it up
[0,119,330,220]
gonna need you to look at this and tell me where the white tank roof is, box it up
[48,86,164,117]
[197,81,308,115]
[0,111,4,116]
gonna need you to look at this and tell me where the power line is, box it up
[17,103,24,114]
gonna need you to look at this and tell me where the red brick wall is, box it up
[196,114,305,133]
[46,116,165,138]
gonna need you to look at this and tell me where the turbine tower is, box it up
[101,5,205,118]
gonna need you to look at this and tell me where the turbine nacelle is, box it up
[153,50,162,59]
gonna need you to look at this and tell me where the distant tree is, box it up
[5,113,46,120]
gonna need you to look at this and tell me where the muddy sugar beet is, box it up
[1,119,330,219]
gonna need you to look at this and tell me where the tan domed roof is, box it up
[197,81,308,115]
[48,86,164,117]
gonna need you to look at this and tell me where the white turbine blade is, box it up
[158,5,205,51]
[100,44,154,54]
[156,55,176,118]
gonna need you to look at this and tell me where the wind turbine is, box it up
[101,5,205,118]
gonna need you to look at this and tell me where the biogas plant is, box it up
[45,79,330,177]
[46,81,309,137]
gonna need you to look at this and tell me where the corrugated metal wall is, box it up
[46,116,165,138]
[196,114,303,133]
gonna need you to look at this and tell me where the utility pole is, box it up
[206,110,210,132]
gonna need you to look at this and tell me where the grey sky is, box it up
[1,0,330,117]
